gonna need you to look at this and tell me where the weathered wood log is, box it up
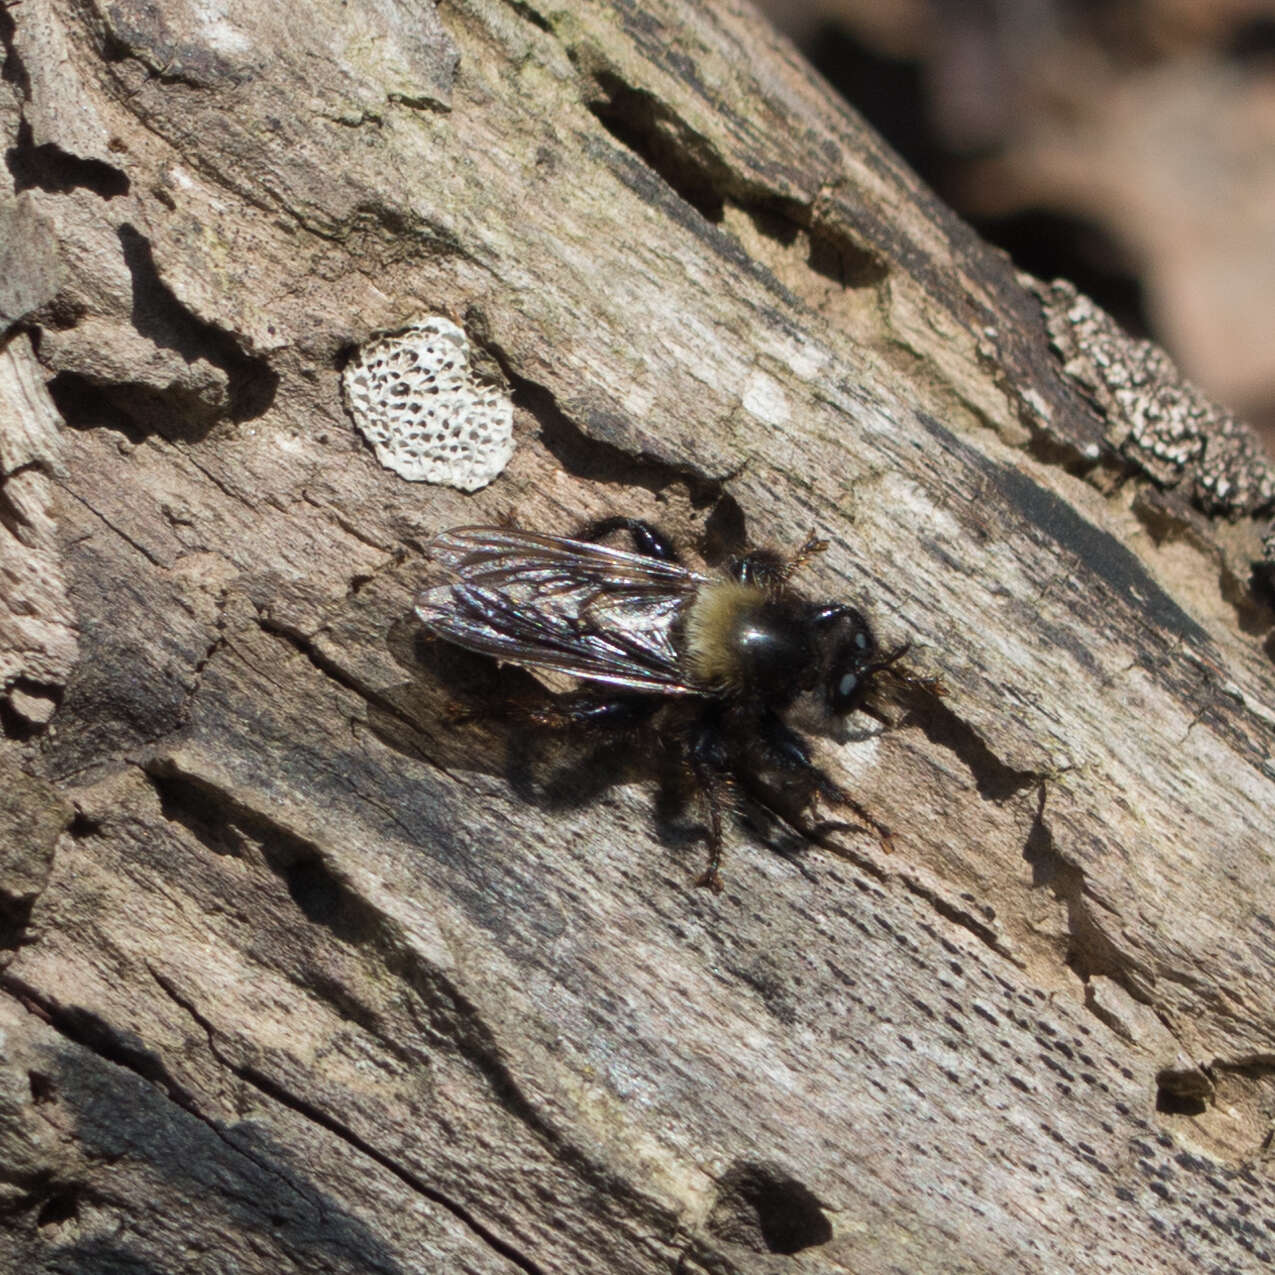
[2,0,1274,1271]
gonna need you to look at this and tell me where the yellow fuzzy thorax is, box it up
[683,579,768,687]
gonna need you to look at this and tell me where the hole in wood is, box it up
[707,1160,833,1254]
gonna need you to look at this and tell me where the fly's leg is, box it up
[732,530,827,588]
[881,668,948,699]
[730,551,780,587]
[783,530,829,579]
[687,708,732,892]
[756,710,894,852]
[694,773,727,893]
[807,784,895,854]
[578,516,679,562]
[528,693,660,732]
[756,708,819,774]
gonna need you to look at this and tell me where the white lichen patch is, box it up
[342,316,513,492]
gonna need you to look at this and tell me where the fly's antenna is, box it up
[866,641,911,676]
[871,642,948,697]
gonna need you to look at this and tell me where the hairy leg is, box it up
[731,531,827,588]
[527,693,661,732]
[686,707,733,892]
[753,710,894,850]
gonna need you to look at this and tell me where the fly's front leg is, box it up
[807,783,895,854]
[578,516,679,562]
[757,710,894,852]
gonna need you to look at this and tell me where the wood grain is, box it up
[2,0,1273,1271]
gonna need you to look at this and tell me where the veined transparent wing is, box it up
[415,526,710,694]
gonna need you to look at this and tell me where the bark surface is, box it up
[2,1,1274,1272]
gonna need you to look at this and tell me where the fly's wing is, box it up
[415,526,710,694]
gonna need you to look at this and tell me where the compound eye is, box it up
[826,618,876,714]
[827,658,865,714]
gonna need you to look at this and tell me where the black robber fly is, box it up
[416,517,923,890]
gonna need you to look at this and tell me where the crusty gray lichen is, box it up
[1039,280,1275,518]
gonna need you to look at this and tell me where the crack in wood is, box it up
[134,778,639,1268]
[583,71,727,224]
[215,1054,551,1275]
[1022,788,1164,1016]
[1,971,205,1113]
[0,3,31,99]
[0,974,444,1268]
[895,872,1017,964]
[143,963,345,1220]
[56,483,167,566]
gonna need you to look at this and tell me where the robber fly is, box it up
[415,516,920,890]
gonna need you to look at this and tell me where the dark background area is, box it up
[764,0,1275,441]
